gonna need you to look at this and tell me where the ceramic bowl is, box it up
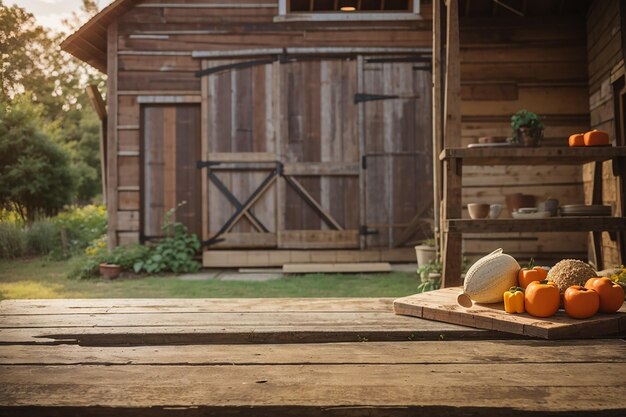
[468,203,490,219]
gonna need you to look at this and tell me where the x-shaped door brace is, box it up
[199,161,345,247]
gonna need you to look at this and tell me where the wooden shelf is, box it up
[446,217,626,233]
[440,146,626,166]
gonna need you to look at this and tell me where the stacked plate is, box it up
[560,204,612,217]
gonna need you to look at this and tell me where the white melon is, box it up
[457,248,520,306]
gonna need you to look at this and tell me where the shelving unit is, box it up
[439,146,626,287]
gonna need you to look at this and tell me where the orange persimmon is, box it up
[563,285,600,319]
[584,277,625,313]
[568,133,584,147]
[525,280,560,318]
[518,266,548,289]
[583,130,609,146]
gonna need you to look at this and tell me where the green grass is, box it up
[0,258,420,300]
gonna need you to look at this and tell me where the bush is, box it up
[25,220,58,256]
[133,213,201,274]
[0,222,26,259]
[52,204,106,257]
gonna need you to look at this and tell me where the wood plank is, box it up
[447,217,626,233]
[208,152,275,162]
[278,230,359,249]
[209,232,277,248]
[441,147,626,165]
[203,249,415,267]
[444,0,461,148]
[394,287,626,339]
[283,263,391,273]
[2,339,624,365]
[282,162,359,176]
[0,298,395,314]
[1,363,625,414]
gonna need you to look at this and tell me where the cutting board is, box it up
[394,287,626,339]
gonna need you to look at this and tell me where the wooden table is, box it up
[1,298,625,416]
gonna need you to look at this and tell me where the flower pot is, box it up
[414,245,436,267]
[516,126,542,147]
[99,263,121,279]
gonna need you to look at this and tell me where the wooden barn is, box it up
[61,0,626,271]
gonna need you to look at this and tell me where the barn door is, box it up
[202,61,278,248]
[141,105,202,241]
[277,59,360,249]
[358,59,433,249]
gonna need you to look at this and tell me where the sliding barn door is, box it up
[278,59,360,249]
[359,60,433,248]
[142,105,202,240]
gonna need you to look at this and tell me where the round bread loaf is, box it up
[460,248,520,304]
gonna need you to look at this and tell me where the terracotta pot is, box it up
[99,263,121,279]
[505,193,536,215]
[467,203,490,219]
[516,127,543,147]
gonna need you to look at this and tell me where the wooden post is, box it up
[440,0,462,286]
[85,85,108,205]
[590,162,603,269]
[444,0,461,148]
[106,21,118,249]
[432,0,445,254]
[442,158,463,287]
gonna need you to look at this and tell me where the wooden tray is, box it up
[394,287,626,339]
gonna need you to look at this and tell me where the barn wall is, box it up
[584,0,624,268]
[109,0,433,246]
[459,15,590,263]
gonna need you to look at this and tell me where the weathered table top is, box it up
[1,298,625,416]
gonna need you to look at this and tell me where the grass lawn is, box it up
[0,258,420,300]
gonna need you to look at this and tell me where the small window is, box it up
[287,0,413,13]
[276,0,420,21]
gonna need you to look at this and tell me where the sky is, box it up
[8,0,112,32]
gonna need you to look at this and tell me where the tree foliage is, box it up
[0,97,77,222]
[0,0,105,208]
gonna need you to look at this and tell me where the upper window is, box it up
[289,0,413,12]
[277,0,420,20]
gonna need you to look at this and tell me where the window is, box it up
[277,0,420,20]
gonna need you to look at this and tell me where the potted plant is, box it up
[511,109,544,147]
[416,259,442,292]
[99,261,121,279]
[414,238,436,267]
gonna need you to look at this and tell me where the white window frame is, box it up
[275,0,421,22]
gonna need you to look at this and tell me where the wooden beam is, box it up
[106,21,118,249]
[85,85,107,121]
[192,47,430,59]
[443,0,461,149]
[432,0,445,254]
[86,85,108,206]
[357,55,367,250]
[284,176,344,231]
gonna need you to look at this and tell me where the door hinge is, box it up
[196,160,220,169]
[361,155,367,170]
[359,225,379,236]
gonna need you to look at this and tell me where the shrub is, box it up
[25,220,58,256]
[0,222,26,259]
[133,206,201,274]
[67,253,101,280]
[52,204,106,257]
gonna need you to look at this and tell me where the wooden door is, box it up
[277,59,360,249]
[359,60,434,248]
[203,61,278,248]
[141,105,202,240]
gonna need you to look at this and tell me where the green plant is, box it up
[510,109,544,138]
[66,253,101,279]
[421,238,436,247]
[0,222,26,259]
[25,220,58,256]
[416,259,442,293]
[51,205,106,258]
[133,206,201,274]
[106,244,151,270]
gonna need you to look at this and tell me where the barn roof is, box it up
[60,0,138,73]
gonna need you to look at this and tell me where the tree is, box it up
[0,0,105,204]
[0,96,77,222]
